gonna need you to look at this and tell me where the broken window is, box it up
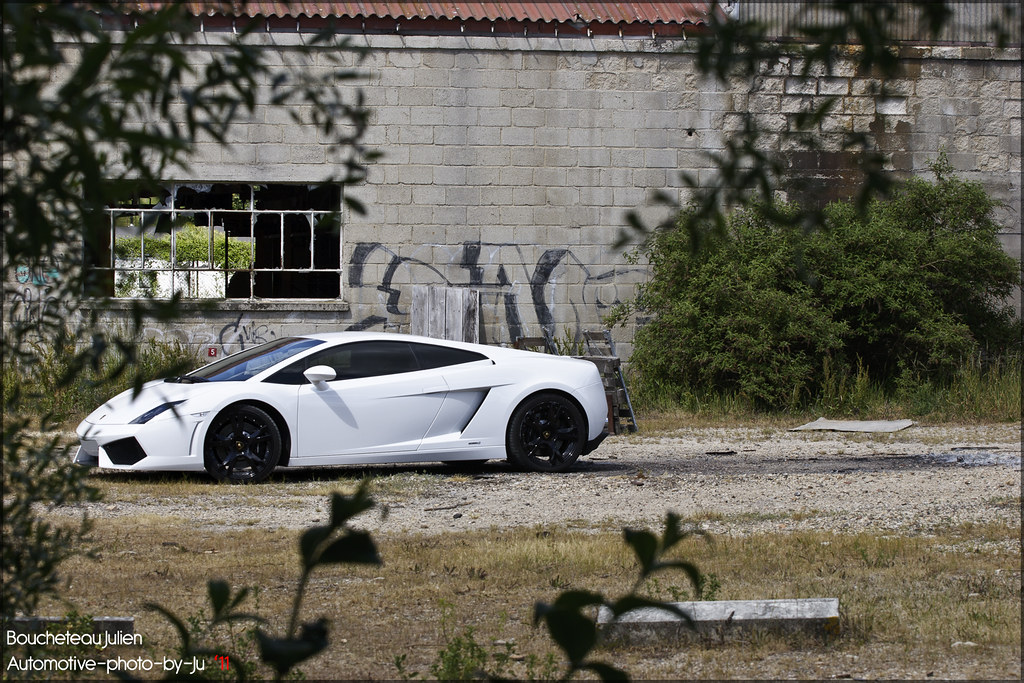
[93,183,342,299]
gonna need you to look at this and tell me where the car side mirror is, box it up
[303,365,336,389]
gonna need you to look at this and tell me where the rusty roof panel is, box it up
[127,2,719,25]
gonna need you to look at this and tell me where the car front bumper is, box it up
[74,416,207,472]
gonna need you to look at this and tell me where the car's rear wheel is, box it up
[204,404,282,484]
[506,392,585,472]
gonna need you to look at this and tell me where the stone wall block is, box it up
[568,127,601,147]
[421,52,455,69]
[255,144,290,164]
[434,88,468,107]
[291,145,326,164]
[412,67,449,88]
[397,204,434,225]
[433,126,469,146]
[876,98,907,116]
[818,77,850,96]
[500,90,535,108]
[477,107,512,127]
[566,167,603,188]
[781,95,813,115]
[396,125,435,144]
[850,79,883,97]
[784,77,817,95]
[433,165,469,186]
[388,51,422,69]
[645,149,678,169]
[842,97,876,116]
[398,87,434,106]
[466,88,502,107]
[220,145,256,164]
[543,148,576,168]
[578,148,612,168]
[579,187,614,206]
[535,89,567,109]
[511,109,546,128]
[535,128,569,146]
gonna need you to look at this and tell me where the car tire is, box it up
[506,392,586,472]
[204,404,282,484]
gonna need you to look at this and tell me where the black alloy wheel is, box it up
[506,392,586,472]
[204,404,282,483]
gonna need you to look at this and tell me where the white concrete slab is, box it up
[597,598,840,643]
[790,417,914,432]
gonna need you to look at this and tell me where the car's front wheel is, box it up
[506,392,586,472]
[204,404,282,484]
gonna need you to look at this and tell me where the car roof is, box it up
[297,331,469,345]
[293,331,549,360]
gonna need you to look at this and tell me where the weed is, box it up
[551,327,586,356]
[549,575,572,590]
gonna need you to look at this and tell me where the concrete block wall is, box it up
[6,31,1021,361]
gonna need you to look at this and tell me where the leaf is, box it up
[609,595,693,628]
[622,528,657,575]
[299,525,332,569]
[257,618,329,676]
[581,661,630,681]
[317,531,381,566]
[540,608,597,666]
[328,487,374,528]
[545,589,607,613]
[207,579,231,616]
[145,602,192,652]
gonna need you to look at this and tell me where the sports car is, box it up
[74,332,609,483]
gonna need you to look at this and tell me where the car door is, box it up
[288,341,448,458]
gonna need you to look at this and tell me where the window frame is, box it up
[96,182,343,300]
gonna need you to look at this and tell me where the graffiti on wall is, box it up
[6,286,61,327]
[218,313,277,352]
[132,314,279,359]
[347,240,642,342]
[6,257,66,327]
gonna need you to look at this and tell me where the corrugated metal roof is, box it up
[126,2,720,25]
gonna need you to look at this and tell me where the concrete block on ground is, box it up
[597,598,840,643]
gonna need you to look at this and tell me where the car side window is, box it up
[266,341,421,384]
[409,342,489,369]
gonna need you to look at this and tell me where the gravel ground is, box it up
[82,423,1021,540]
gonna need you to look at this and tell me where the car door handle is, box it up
[421,385,447,394]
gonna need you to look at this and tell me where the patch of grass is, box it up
[41,515,1020,680]
[3,335,199,429]
[626,354,1021,426]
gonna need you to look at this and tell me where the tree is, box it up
[621,158,1020,409]
[616,0,1020,410]
[2,0,371,625]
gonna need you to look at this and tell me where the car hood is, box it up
[80,379,216,426]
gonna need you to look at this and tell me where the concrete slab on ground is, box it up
[597,598,840,643]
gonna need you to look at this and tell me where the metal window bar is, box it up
[103,184,342,299]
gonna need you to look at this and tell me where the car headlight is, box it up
[130,400,186,424]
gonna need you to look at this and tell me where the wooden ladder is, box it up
[514,330,638,434]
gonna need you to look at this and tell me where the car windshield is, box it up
[185,337,324,382]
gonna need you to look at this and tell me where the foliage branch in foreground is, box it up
[2,0,370,623]
[533,512,705,681]
[148,483,382,681]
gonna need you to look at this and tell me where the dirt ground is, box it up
[83,423,1022,539]
[43,422,1022,680]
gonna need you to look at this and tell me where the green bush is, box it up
[114,222,253,269]
[622,157,1021,410]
